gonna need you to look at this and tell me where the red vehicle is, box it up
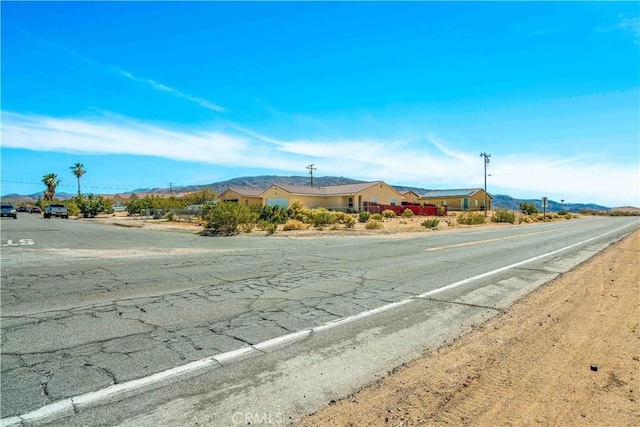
[30,206,42,214]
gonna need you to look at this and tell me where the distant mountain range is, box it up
[2,175,622,213]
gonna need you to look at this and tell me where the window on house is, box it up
[390,198,396,206]
[348,197,354,209]
[475,200,478,207]
[245,200,249,206]
[371,197,377,203]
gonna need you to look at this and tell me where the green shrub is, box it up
[365,220,383,230]
[342,216,356,228]
[75,194,112,218]
[437,205,446,216]
[264,222,278,234]
[283,219,308,231]
[382,209,396,218]
[401,209,414,218]
[259,205,288,224]
[358,212,371,223]
[371,213,384,221]
[204,202,257,235]
[491,209,516,224]
[558,209,568,216]
[457,212,486,225]
[421,218,440,228]
[311,208,337,227]
[519,202,538,215]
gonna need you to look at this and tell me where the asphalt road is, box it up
[1,214,637,426]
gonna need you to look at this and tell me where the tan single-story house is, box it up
[260,181,405,212]
[219,187,264,207]
[100,193,132,203]
[419,188,492,212]
[402,191,421,204]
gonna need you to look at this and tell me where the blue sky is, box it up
[1,2,638,207]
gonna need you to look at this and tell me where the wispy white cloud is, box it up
[2,111,638,206]
[118,70,226,112]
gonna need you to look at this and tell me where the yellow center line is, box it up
[425,226,577,251]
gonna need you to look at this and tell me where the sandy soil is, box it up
[297,229,640,427]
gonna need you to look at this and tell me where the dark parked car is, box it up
[17,206,29,212]
[30,206,42,214]
[1,204,18,219]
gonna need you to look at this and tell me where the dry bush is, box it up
[283,219,309,231]
[365,220,384,230]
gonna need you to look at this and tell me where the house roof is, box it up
[263,181,388,196]
[420,188,491,198]
[222,187,265,197]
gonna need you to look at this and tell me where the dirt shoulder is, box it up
[297,229,640,426]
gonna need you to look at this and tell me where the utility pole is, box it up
[479,152,491,216]
[168,182,174,194]
[306,164,317,186]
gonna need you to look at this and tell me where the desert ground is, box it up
[91,213,639,426]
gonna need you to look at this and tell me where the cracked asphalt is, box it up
[1,214,637,423]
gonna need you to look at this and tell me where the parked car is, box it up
[111,203,126,212]
[44,203,69,219]
[30,206,42,214]
[1,204,18,219]
[17,206,29,212]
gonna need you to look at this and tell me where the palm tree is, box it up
[70,163,86,196]
[42,173,60,201]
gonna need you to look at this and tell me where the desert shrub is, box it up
[263,222,278,234]
[334,211,356,228]
[491,209,516,224]
[371,213,384,221]
[283,219,308,231]
[75,194,112,218]
[457,212,486,225]
[287,201,307,221]
[564,213,573,220]
[342,216,356,228]
[241,222,255,233]
[365,220,383,230]
[421,218,440,228]
[311,208,337,227]
[519,202,538,215]
[437,205,446,216]
[401,209,414,218]
[382,209,396,218]
[259,205,288,224]
[64,200,80,217]
[204,202,257,235]
[358,212,371,223]
[558,209,568,216]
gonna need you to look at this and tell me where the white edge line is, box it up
[312,299,412,333]
[254,329,312,351]
[213,346,259,365]
[2,220,636,426]
[417,221,635,299]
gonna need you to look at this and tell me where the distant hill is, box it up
[491,194,609,213]
[0,175,621,213]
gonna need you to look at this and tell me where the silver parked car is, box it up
[1,204,18,219]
